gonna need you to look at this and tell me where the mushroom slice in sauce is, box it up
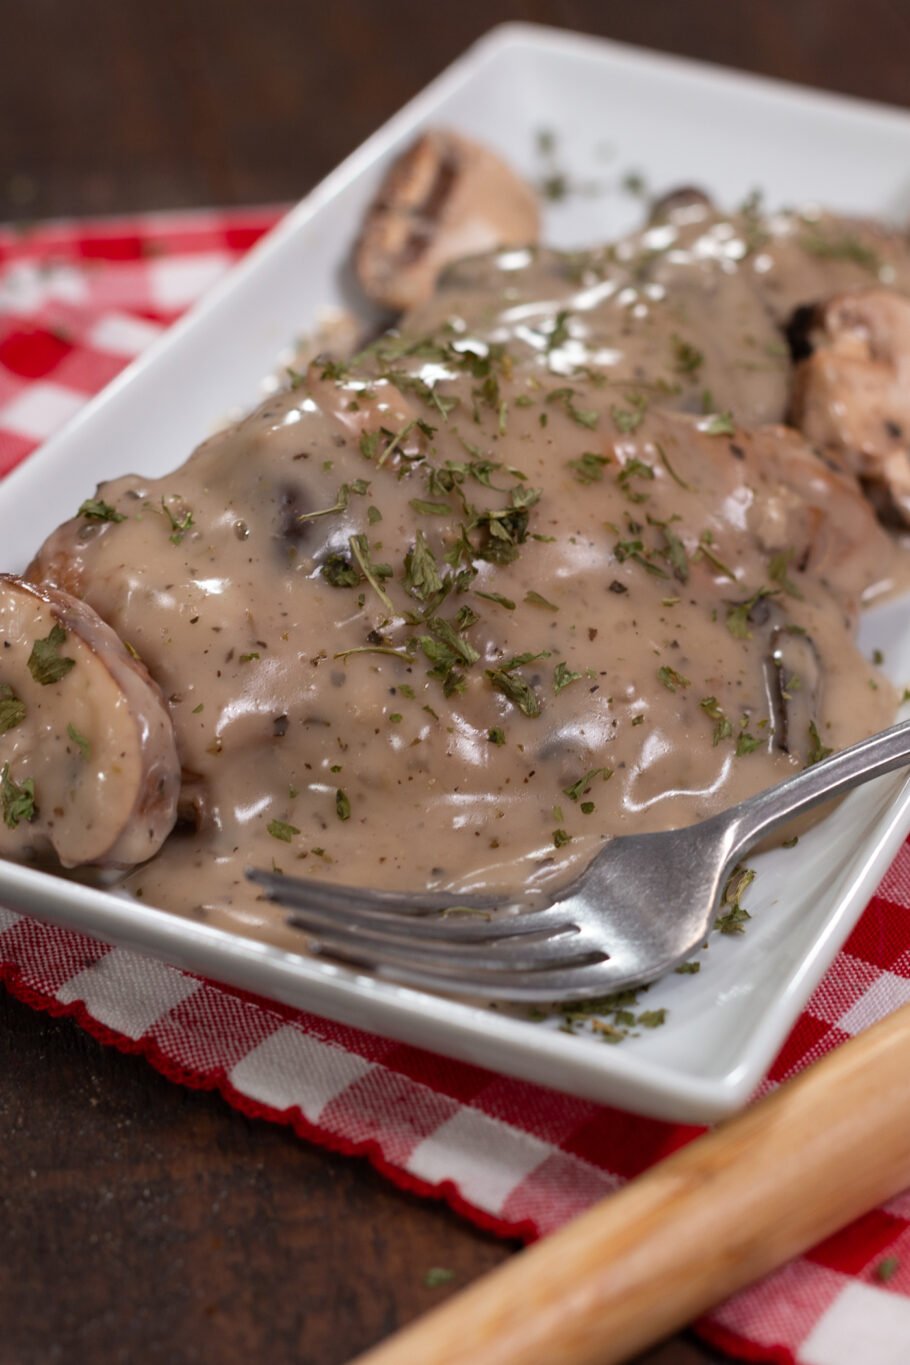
[648,185,714,225]
[353,128,540,313]
[790,289,910,524]
[763,625,823,762]
[0,575,180,869]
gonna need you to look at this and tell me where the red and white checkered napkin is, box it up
[3,211,910,1365]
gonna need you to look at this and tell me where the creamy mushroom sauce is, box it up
[23,203,910,939]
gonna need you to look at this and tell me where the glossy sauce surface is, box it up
[25,205,910,936]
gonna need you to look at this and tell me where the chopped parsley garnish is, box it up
[874,1256,900,1284]
[376,419,417,467]
[654,440,691,491]
[403,530,444,603]
[564,767,612,802]
[552,828,571,848]
[486,654,548,718]
[696,532,737,582]
[524,591,558,612]
[553,661,582,694]
[657,665,690,692]
[487,727,506,746]
[456,485,540,568]
[547,386,599,429]
[422,616,480,672]
[613,537,669,579]
[716,864,755,935]
[702,411,735,437]
[725,587,777,639]
[78,497,125,523]
[475,591,516,611]
[556,983,669,1044]
[66,723,90,758]
[321,553,361,589]
[700,697,733,746]
[28,624,75,686]
[735,729,762,756]
[0,763,37,829]
[616,457,655,504]
[621,170,647,197]
[610,394,647,433]
[675,961,701,975]
[567,452,610,484]
[0,684,25,735]
[335,789,351,821]
[295,483,353,522]
[654,521,689,582]
[359,430,380,460]
[349,534,394,611]
[267,819,300,842]
[545,309,571,353]
[161,497,194,544]
[716,903,751,935]
[671,335,704,376]
[769,550,803,599]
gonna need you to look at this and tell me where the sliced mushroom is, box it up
[648,186,714,225]
[0,575,180,869]
[354,129,540,313]
[789,288,910,523]
[763,625,823,761]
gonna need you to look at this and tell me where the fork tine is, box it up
[299,922,601,974]
[247,868,506,915]
[255,891,573,950]
[283,901,575,944]
[311,944,636,1002]
[249,867,573,942]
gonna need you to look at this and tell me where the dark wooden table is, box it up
[2,3,908,1361]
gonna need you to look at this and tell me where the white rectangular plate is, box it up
[4,23,910,1122]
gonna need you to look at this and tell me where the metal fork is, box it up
[248,718,910,1002]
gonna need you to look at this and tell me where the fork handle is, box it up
[727,715,910,854]
[350,999,910,1365]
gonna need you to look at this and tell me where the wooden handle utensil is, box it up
[352,1000,910,1365]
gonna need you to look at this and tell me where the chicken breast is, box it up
[790,288,910,524]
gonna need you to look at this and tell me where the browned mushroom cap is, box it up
[789,288,910,524]
[0,575,180,869]
[353,129,540,313]
[648,186,714,225]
